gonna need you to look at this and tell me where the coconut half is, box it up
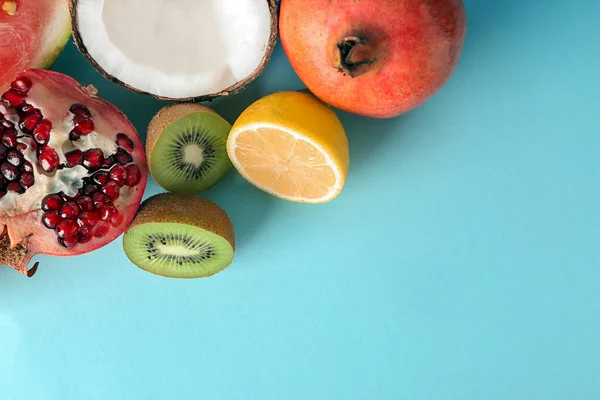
[70,0,277,101]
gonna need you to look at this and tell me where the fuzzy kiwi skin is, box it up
[145,103,219,175]
[125,193,235,251]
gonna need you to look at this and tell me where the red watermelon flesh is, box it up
[0,0,71,90]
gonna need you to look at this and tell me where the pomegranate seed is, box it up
[56,219,79,239]
[10,77,32,93]
[42,211,62,229]
[77,211,100,227]
[99,204,116,221]
[60,201,81,219]
[38,146,60,172]
[17,103,35,116]
[1,90,26,107]
[2,129,17,147]
[1,162,18,181]
[93,192,110,208]
[78,227,93,244]
[109,164,127,186]
[102,181,120,200]
[65,149,83,167]
[77,195,94,211]
[21,161,33,173]
[113,148,132,165]
[81,183,99,195]
[125,164,142,187]
[69,131,80,142]
[0,144,6,157]
[33,119,52,144]
[73,117,94,135]
[6,149,24,167]
[19,111,42,133]
[110,211,124,227]
[16,143,27,153]
[116,133,134,152]
[59,235,79,248]
[70,104,91,119]
[2,119,14,128]
[42,194,64,211]
[92,171,110,186]
[7,182,24,193]
[83,148,104,170]
[103,156,115,168]
[93,221,110,238]
[19,173,34,189]
[6,150,22,167]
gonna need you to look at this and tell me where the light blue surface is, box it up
[1,0,599,398]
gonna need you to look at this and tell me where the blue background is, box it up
[1,0,599,398]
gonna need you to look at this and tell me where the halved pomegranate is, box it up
[0,69,147,276]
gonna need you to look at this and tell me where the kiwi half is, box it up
[147,104,232,193]
[123,193,235,278]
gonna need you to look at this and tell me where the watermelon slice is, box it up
[0,0,71,90]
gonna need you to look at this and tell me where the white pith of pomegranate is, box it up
[0,69,147,276]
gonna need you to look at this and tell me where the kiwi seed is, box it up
[147,104,232,193]
[123,193,235,278]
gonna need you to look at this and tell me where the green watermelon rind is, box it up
[35,1,72,70]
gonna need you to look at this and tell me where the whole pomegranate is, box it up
[0,69,147,276]
[279,0,467,119]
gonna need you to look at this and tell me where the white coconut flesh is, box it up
[75,0,272,99]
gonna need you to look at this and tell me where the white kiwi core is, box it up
[75,0,272,98]
[184,144,204,167]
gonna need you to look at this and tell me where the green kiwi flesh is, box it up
[124,222,234,278]
[149,112,232,193]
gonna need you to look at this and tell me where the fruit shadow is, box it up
[208,82,263,126]
[202,171,277,254]
[336,110,410,170]
[460,0,519,66]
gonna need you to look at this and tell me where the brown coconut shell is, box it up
[69,0,278,102]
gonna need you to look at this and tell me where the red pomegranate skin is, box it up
[0,69,147,276]
[279,0,467,119]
